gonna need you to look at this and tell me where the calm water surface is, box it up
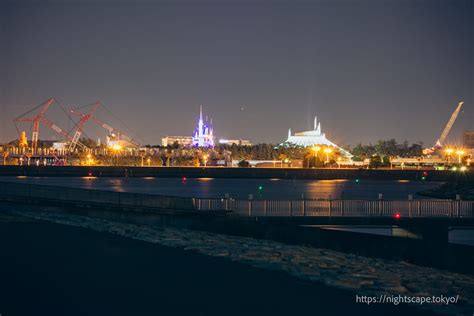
[2,177,441,200]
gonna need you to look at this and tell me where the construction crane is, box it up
[14,98,55,153]
[423,101,464,155]
[14,98,87,153]
[39,116,87,150]
[68,102,101,151]
[70,102,141,148]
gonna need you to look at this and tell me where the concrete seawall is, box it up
[1,165,473,181]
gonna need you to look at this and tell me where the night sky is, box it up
[1,0,472,147]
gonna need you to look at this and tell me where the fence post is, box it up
[408,194,413,218]
[248,194,253,216]
[289,200,293,217]
[378,193,383,216]
[264,200,268,216]
[224,193,230,211]
[328,199,332,217]
[456,194,461,218]
[341,200,345,216]
[198,199,202,211]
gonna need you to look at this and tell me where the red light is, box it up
[394,212,401,220]
[88,172,92,176]
[182,176,187,184]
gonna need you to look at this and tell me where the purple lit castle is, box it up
[192,106,214,147]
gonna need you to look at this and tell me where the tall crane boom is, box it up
[435,101,464,147]
[13,98,87,153]
[14,98,55,153]
[69,102,101,151]
[70,103,141,148]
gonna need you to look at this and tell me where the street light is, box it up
[86,153,92,166]
[445,148,454,164]
[323,148,332,163]
[111,144,122,166]
[337,157,342,169]
[147,157,151,166]
[203,154,208,167]
[309,146,321,168]
[467,158,471,166]
[456,150,465,164]
[312,146,321,154]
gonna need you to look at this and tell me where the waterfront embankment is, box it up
[1,165,473,181]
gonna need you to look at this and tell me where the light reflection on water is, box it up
[3,176,442,200]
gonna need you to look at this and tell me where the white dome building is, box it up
[282,116,353,159]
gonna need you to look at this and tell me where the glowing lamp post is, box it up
[310,146,321,167]
[147,157,151,166]
[312,146,321,156]
[323,148,332,163]
[111,144,122,166]
[456,150,465,164]
[203,154,208,167]
[337,157,342,169]
[467,158,471,166]
[86,153,92,166]
[445,148,454,164]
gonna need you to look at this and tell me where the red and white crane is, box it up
[14,98,55,153]
[70,102,141,148]
[14,98,87,153]
[68,102,101,151]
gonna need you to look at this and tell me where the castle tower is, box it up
[192,106,214,147]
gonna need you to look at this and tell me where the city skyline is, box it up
[1,0,472,146]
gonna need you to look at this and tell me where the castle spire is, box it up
[314,116,317,131]
[200,105,203,121]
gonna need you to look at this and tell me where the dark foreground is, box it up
[0,217,438,316]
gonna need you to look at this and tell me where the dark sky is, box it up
[1,0,473,147]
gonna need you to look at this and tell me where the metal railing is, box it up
[193,197,474,218]
[1,181,473,218]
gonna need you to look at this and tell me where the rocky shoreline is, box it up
[4,205,474,315]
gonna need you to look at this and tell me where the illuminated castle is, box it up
[192,106,214,147]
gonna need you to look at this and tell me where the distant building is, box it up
[192,106,214,147]
[161,136,193,147]
[463,131,474,148]
[218,139,252,146]
[281,116,353,159]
